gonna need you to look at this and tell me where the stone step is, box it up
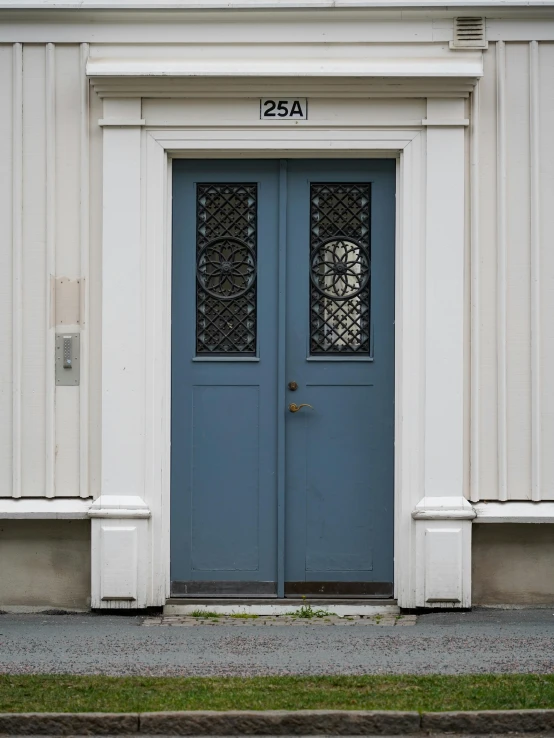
[164,599,399,616]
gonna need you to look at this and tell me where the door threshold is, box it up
[164,598,398,616]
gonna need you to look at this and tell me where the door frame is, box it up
[91,102,474,609]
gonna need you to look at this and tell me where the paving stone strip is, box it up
[143,615,417,627]
[1,710,554,735]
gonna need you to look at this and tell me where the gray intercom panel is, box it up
[55,333,80,386]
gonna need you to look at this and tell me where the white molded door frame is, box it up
[89,77,477,609]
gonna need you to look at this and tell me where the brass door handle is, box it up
[289,403,314,413]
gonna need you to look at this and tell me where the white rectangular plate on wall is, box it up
[260,98,308,120]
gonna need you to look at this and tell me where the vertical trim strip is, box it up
[470,81,480,503]
[277,159,287,599]
[530,40,541,502]
[163,152,173,600]
[45,42,56,498]
[496,41,508,501]
[79,42,90,498]
[12,43,23,499]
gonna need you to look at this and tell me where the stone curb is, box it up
[421,709,554,734]
[1,709,554,735]
[0,712,139,735]
[139,710,420,735]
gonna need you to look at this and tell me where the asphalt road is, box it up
[0,609,553,675]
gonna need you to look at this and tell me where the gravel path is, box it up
[0,609,553,676]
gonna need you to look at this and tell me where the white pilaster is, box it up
[89,98,151,610]
[412,98,475,609]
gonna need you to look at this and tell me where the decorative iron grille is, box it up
[310,183,371,354]
[196,183,257,355]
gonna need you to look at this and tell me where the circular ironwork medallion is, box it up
[197,237,256,300]
[310,237,370,300]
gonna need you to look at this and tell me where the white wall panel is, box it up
[0,17,438,45]
[0,25,552,504]
[505,43,532,500]
[475,40,554,500]
[0,46,13,497]
[475,43,499,501]
[55,45,81,280]
[538,43,554,500]
[0,42,91,498]
[21,44,47,497]
[88,75,103,501]
[54,44,81,496]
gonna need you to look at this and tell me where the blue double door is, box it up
[171,159,395,598]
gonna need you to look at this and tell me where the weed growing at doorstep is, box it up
[229,613,259,619]
[190,610,220,618]
[287,595,331,619]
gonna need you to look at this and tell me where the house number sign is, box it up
[260,98,308,120]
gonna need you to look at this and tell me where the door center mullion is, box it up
[277,159,288,600]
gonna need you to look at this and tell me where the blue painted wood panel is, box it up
[171,160,280,589]
[191,385,260,572]
[171,158,395,594]
[285,160,395,587]
[304,385,375,572]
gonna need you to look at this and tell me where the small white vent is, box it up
[450,17,487,50]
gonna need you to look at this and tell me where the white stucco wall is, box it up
[0,520,91,608]
[473,524,554,605]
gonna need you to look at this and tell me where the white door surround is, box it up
[87,45,481,610]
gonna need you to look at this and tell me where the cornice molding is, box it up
[87,55,483,80]
[86,47,482,97]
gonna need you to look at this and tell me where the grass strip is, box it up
[0,675,554,713]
